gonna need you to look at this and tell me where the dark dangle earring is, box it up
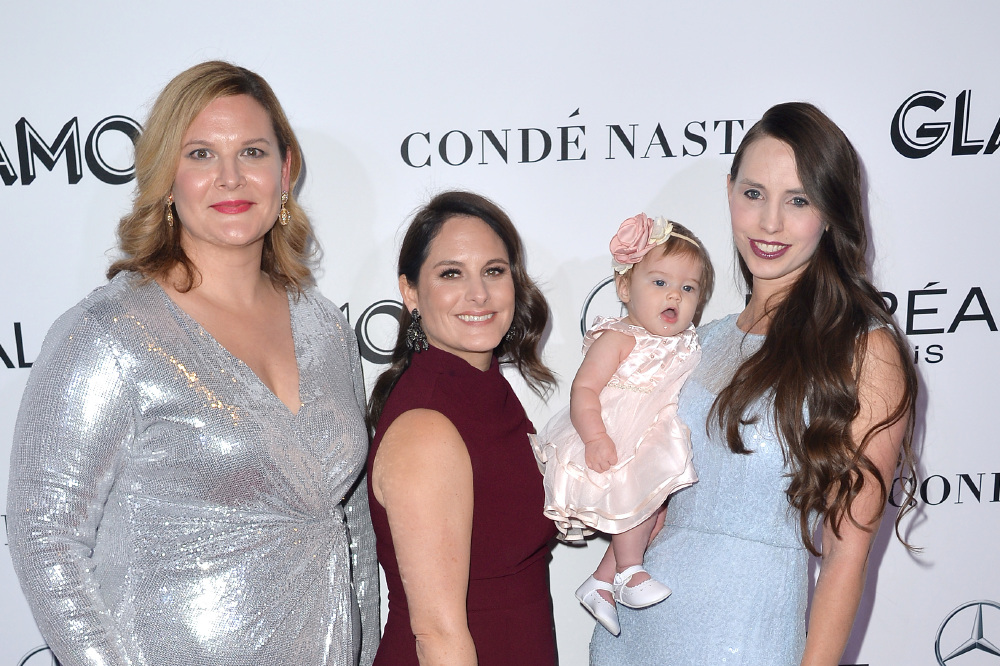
[405,308,429,352]
[504,326,516,342]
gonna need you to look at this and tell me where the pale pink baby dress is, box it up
[532,316,700,538]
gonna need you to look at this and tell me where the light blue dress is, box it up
[590,314,809,665]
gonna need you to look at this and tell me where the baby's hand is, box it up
[584,435,618,473]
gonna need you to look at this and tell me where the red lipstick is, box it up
[211,200,253,214]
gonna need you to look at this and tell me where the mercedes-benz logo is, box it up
[935,599,1000,664]
[579,277,625,336]
[17,645,60,666]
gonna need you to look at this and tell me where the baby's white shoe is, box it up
[613,565,671,609]
[575,575,620,635]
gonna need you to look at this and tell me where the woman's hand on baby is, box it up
[584,435,618,473]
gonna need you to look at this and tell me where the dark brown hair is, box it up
[712,102,918,554]
[367,191,555,429]
[615,220,715,326]
[107,60,316,292]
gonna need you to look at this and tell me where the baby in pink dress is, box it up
[533,214,714,635]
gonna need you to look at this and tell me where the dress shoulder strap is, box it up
[581,316,643,354]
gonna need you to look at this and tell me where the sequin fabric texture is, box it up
[590,314,809,665]
[7,272,378,666]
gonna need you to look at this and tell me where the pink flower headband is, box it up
[609,213,699,274]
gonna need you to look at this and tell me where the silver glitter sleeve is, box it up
[342,322,379,666]
[8,302,141,665]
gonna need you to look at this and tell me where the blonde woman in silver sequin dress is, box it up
[7,61,378,666]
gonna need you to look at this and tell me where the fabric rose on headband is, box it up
[610,214,671,274]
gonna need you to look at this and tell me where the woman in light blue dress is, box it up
[590,102,918,665]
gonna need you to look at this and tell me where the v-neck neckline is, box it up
[151,278,306,417]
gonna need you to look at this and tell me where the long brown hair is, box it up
[712,102,918,554]
[107,60,316,292]
[367,191,555,430]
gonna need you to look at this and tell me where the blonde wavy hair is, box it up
[108,60,316,292]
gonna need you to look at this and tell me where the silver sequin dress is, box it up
[7,272,379,666]
[590,314,809,665]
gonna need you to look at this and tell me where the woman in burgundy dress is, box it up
[367,191,557,665]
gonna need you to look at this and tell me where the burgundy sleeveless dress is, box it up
[367,345,557,665]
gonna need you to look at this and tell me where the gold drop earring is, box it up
[279,191,290,226]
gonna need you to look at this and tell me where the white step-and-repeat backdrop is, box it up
[1,3,996,664]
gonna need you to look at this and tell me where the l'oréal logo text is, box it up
[400,109,747,168]
[1,323,33,369]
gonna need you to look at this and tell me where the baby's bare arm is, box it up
[569,331,636,472]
